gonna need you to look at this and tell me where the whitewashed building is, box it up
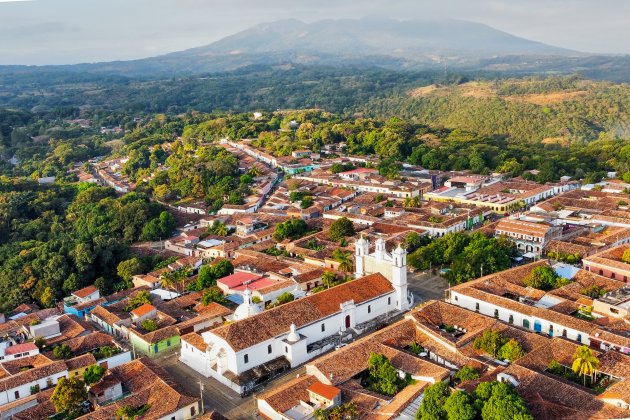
[180,243,412,394]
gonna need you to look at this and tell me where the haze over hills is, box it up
[0,17,593,77]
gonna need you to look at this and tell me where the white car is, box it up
[334,343,347,350]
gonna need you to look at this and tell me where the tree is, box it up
[332,248,353,272]
[622,248,630,264]
[117,258,143,282]
[275,292,295,306]
[201,287,226,305]
[53,344,73,359]
[115,404,150,420]
[314,402,358,420]
[125,290,152,312]
[473,330,505,358]
[50,377,88,417]
[523,266,563,290]
[141,319,159,332]
[322,270,338,289]
[443,391,477,420]
[416,381,450,419]
[274,218,308,241]
[497,338,526,362]
[572,345,600,386]
[300,196,314,209]
[41,286,55,308]
[453,366,479,382]
[367,353,402,396]
[83,364,105,385]
[329,217,355,241]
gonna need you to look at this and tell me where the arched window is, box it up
[475,302,480,312]
[494,309,499,318]
[523,319,530,329]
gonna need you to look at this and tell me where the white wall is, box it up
[0,369,69,406]
[448,291,590,345]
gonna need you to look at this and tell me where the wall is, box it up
[448,291,590,345]
[0,369,68,406]
[130,334,180,356]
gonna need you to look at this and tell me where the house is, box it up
[495,218,562,255]
[583,244,630,283]
[63,285,101,317]
[83,358,201,419]
[0,342,39,363]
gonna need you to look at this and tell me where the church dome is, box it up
[286,323,300,342]
[233,289,263,321]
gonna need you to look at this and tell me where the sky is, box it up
[0,0,629,65]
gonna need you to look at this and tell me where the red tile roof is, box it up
[4,342,38,356]
[307,381,341,400]
[131,303,156,318]
[73,285,98,299]
[217,272,263,289]
[211,273,393,351]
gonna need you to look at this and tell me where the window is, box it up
[562,329,567,337]
[191,406,196,416]
[14,390,19,399]
[268,344,272,354]
[577,334,582,343]
[167,340,171,347]
[611,308,619,314]
[494,309,499,318]
[244,354,249,364]
[508,315,514,324]
[454,295,458,301]
[368,305,371,314]
[388,297,391,305]
[285,346,289,353]
[321,323,325,332]
[475,302,480,312]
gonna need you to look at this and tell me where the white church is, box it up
[180,237,413,394]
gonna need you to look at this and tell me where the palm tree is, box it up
[333,249,353,273]
[403,197,413,208]
[321,271,337,289]
[160,271,175,291]
[572,345,600,386]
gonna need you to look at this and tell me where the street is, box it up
[156,352,305,419]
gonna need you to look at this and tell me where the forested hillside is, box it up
[363,76,630,143]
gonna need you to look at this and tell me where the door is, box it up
[345,315,350,329]
[534,320,542,333]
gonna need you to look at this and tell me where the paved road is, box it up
[156,352,305,419]
[407,271,450,304]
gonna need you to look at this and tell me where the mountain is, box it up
[193,17,574,58]
[0,17,583,77]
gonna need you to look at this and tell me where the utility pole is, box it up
[199,381,205,414]
[480,263,484,278]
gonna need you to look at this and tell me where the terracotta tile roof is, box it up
[0,360,67,391]
[65,353,97,371]
[210,273,394,352]
[4,342,38,356]
[258,374,318,413]
[0,354,52,375]
[308,320,448,385]
[130,303,156,318]
[81,358,199,420]
[181,332,208,352]
[307,381,341,400]
[72,285,98,299]
[54,332,115,356]
[90,304,124,325]
[504,364,630,420]
[46,314,94,346]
